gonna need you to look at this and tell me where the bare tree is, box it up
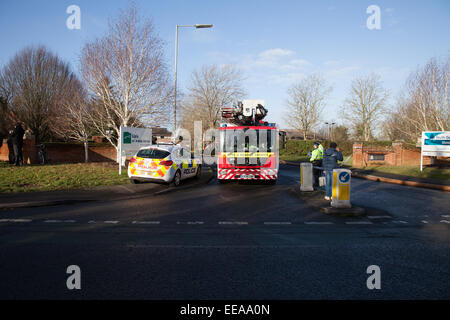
[80,5,172,155]
[387,56,449,142]
[284,74,331,140]
[179,64,246,133]
[0,46,76,144]
[53,80,95,163]
[341,74,388,141]
[0,96,11,141]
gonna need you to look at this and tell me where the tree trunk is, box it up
[84,140,89,163]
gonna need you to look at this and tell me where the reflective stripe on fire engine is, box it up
[218,169,277,180]
[222,152,274,158]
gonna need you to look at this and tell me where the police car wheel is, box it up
[130,179,140,184]
[172,170,181,187]
[195,165,202,179]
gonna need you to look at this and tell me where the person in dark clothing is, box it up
[7,130,15,164]
[11,123,25,166]
[323,142,343,201]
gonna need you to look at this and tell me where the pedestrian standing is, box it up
[323,142,343,201]
[7,130,15,164]
[11,123,25,166]
[309,141,324,187]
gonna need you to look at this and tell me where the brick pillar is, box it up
[22,136,37,164]
[392,141,403,166]
[352,142,363,167]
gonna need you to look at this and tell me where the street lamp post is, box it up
[174,24,213,131]
[330,122,336,140]
[325,122,336,140]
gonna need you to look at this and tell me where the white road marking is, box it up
[44,220,76,223]
[440,220,450,224]
[177,221,204,225]
[0,219,32,223]
[132,221,160,225]
[219,221,248,225]
[88,221,96,224]
[367,216,392,219]
[345,221,373,225]
[304,222,334,225]
[392,221,408,224]
[422,221,429,224]
[441,215,450,218]
[264,222,292,225]
[104,221,119,224]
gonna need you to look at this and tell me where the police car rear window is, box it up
[136,149,170,159]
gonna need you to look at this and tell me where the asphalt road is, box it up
[0,165,449,299]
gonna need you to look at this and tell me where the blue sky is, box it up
[0,0,449,129]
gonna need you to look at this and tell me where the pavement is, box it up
[0,167,214,210]
[280,160,450,192]
[0,164,449,299]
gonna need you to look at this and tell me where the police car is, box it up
[128,144,201,186]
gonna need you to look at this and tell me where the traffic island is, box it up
[292,187,367,218]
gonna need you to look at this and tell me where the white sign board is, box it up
[119,126,153,174]
[420,131,450,171]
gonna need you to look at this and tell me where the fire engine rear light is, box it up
[160,160,173,166]
[129,157,137,164]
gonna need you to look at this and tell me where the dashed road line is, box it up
[0,219,32,223]
[132,221,160,225]
[177,221,204,225]
[264,222,292,225]
[367,216,392,219]
[219,221,249,225]
[345,221,373,225]
[44,220,76,223]
[304,222,334,225]
[441,215,450,218]
[5,218,448,227]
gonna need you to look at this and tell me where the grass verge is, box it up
[359,165,450,182]
[0,162,129,193]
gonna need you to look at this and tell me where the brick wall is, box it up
[0,139,117,164]
[352,142,440,167]
[0,138,37,164]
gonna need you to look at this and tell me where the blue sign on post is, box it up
[339,172,350,184]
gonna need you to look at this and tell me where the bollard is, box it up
[300,163,314,192]
[331,169,352,208]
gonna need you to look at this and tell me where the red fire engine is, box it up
[217,100,279,184]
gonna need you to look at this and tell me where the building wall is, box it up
[0,138,37,164]
[0,139,117,164]
[352,142,436,167]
